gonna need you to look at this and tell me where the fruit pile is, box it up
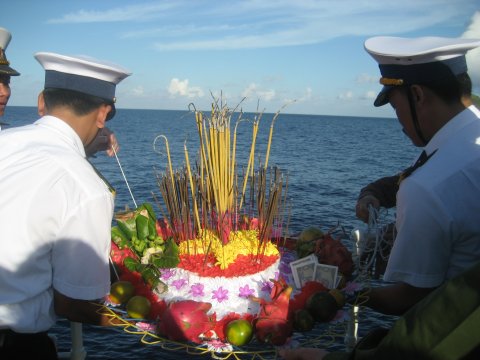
[107,222,353,349]
[296,226,354,277]
[291,284,345,333]
[109,280,152,319]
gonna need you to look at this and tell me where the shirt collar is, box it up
[34,115,86,157]
[424,106,480,155]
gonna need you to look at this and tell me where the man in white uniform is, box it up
[0,52,130,359]
[358,36,480,315]
[279,36,480,360]
[0,27,20,125]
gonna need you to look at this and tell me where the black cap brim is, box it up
[373,86,392,107]
[0,64,20,76]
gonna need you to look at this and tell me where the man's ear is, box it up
[95,104,111,128]
[37,92,46,116]
[410,85,425,104]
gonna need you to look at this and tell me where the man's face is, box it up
[0,74,12,117]
[388,87,425,147]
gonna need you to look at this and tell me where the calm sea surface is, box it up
[3,106,417,359]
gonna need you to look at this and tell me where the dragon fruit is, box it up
[315,234,354,276]
[251,277,293,345]
[159,300,216,343]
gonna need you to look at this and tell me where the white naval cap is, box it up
[34,52,131,104]
[364,36,480,107]
[0,27,20,76]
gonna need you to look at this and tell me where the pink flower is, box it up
[261,281,272,293]
[172,278,187,289]
[190,283,205,297]
[238,284,255,298]
[212,286,229,303]
[160,268,176,280]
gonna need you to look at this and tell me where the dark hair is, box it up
[419,72,472,104]
[0,74,10,86]
[42,88,111,116]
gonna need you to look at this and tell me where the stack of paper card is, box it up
[290,254,341,290]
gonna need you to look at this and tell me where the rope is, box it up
[112,145,138,208]
[352,205,393,280]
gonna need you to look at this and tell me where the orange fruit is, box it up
[126,295,151,319]
[225,319,253,346]
[109,281,135,304]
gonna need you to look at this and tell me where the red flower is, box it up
[178,254,279,277]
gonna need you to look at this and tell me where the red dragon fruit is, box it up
[315,234,354,276]
[251,277,293,345]
[159,300,216,343]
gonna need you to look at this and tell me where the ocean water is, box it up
[2,106,417,359]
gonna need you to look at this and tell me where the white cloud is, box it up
[168,78,204,98]
[132,86,144,96]
[462,11,480,90]
[47,3,178,23]
[356,73,378,84]
[294,87,312,103]
[47,0,477,51]
[338,91,353,100]
[363,91,377,100]
[241,83,276,102]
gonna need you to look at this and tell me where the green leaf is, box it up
[136,214,150,240]
[123,257,140,272]
[111,226,130,248]
[117,218,136,240]
[151,238,179,268]
[140,266,161,288]
[140,202,157,222]
[147,217,157,238]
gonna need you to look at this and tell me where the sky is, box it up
[2,0,480,118]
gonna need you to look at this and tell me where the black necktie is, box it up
[87,159,116,196]
[398,150,437,184]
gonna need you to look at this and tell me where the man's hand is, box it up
[85,127,119,157]
[355,195,380,223]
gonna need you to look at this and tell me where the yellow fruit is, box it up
[226,319,253,347]
[109,281,135,304]
[126,295,151,319]
[329,289,346,308]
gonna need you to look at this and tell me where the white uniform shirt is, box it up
[0,116,114,333]
[385,106,480,287]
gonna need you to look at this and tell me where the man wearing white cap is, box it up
[0,27,20,124]
[355,36,480,316]
[0,52,131,358]
[280,36,480,360]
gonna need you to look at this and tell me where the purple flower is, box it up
[161,268,175,280]
[261,281,272,293]
[172,278,187,289]
[343,281,362,295]
[238,284,255,298]
[279,262,292,274]
[212,286,229,303]
[190,283,205,297]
